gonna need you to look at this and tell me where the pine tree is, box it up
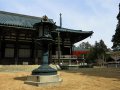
[112,3,120,49]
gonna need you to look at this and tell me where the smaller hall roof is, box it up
[56,28,93,43]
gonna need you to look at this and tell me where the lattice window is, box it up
[5,48,14,57]
[19,49,30,58]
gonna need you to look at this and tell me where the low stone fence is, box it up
[0,64,60,72]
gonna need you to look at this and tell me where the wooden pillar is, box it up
[31,39,35,64]
[34,40,38,64]
[0,36,1,61]
[70,43,73,55]
[1,34,5,65]
[69,43,73,65]
[48,43,52,64]
[57,31,61,64]
[14,32,19,65]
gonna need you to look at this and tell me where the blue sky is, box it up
[0,0,120,48]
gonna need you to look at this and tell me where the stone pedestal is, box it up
[25,74,62,86]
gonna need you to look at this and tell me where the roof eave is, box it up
[0,24,35,30]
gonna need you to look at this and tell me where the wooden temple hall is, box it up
[0,11,93,65]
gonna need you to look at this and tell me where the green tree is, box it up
[112,26,120,48]
[79,42,92,49]
[86,40,108,65]
[112,4,120,49]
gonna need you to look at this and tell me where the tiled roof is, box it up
[56,28,93,43]
[0,11,93,43]
[0,11,93,41]
[0,11,54,29]
[56,28,93,34]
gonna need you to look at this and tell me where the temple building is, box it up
[0,11,93,65]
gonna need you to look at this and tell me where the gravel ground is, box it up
[0,68,120,90]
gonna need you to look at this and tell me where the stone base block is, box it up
[25,74,62,86]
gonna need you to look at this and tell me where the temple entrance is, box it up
[62,47,70,55]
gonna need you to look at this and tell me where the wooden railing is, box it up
[52,55,77,59]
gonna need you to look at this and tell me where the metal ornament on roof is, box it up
[42,15,48,21]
